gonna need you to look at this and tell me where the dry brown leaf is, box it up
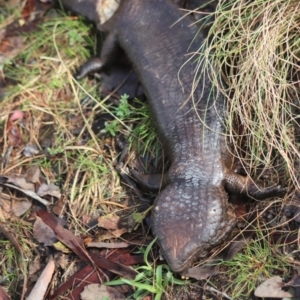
[110,228,127,238]
[0,175,35,191]
[8,124,23,146]
[89,231,120,242]
[49,264,97,300]
[81,284,125,300]
[98,214,120,230]
[0,182,50,206]
[0,197,32,217]
[37,210,137,279]
[23,144,40,157]
[0,285,11,300]
[182,263,220,280]
[33,217,57,247]
[27,256,55,300]
[105,250,144,266]
[52,197,66,215]
[26,166,41,184]
[254,276,294,298]
[98,214,127,237]
[28,256,42,278]
[0,36,23,64]
[37,183,61,198]
[85,241,129,249]
[12,200,32,217]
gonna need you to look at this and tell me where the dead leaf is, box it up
[22,0,36,19]
[98,214,128,237]
[106,250,144,266]
[86,231,120,242]
[0,197,12,217]
[0,174,35,191]
[254,276,294,298]
[37,210,138,279]
[0,196,32,217]
[12,200,32,216]
[27,256,55,300]
[0,286,11,300]
[37,183,61,198]
[36,210,90,260]
[49,265,97,300]
[33,217,57,246]
[111,228,127,238]
[85,241,129,249]
[52,196,66,215]
[0,36,23,64]
[23,144,40,157]
[5,110,26,147]
[28,255,42,279]
[98,214,120,230]
[26,166,40,184]
[81,284,125,300]
[181,232,254,280]
[0,181,50,206]
[221,231,255,261]
[81,214,92,225]
[2,146,13,168]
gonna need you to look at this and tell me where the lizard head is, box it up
[152,182,237,273]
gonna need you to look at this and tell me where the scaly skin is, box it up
[73,0,285,273]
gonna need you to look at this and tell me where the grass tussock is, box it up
[199,0,300,187]
[219,228,290,299]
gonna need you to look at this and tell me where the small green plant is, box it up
[50,77,63,89]
[105,237,188,300]
[104,94,131,136]
[115,94,131,118]
[68,28,85,46]
[104,119,120,136]
[40,157,53,169]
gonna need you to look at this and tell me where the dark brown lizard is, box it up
[70,0,285,273]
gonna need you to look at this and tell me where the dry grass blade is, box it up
[199,0,300,189]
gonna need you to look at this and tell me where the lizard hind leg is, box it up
[225,172,286,200]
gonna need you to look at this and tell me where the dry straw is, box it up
[199,0,300,188]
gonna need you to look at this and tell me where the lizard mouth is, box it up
[157,235,205,273]
[156,215,237,274]
[166,251,200,274]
